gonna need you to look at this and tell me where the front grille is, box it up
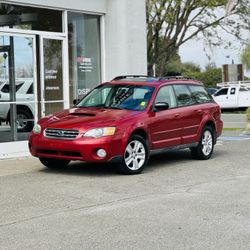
[44,128,79,140]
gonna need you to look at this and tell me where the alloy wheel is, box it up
[201,130,213,156]
[124,140,146,170]
[16,113,28,130]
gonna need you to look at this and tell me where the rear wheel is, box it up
[118,135,149,175]
[39,157,70,169]
[190,126,214,160]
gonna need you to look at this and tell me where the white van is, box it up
[212,81,250,110]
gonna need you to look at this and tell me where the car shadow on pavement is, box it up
[146,148,227,171]
[39,161,119,177]
[38,148,227,176]
[147,149,192,169]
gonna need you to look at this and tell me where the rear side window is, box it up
[27,84,34,94]
[188,85,213,104]
[239,87,248,92]
[230,88,236,95]
[173,85,194,107]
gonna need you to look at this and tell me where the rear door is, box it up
[172,84,198,145]
[149,85,182,149]
[185,85,214,144]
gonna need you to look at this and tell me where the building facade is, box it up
[0,0,147,158]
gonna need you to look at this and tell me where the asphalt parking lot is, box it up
[1,132,250,250]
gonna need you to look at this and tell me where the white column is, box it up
[105,0,147,81]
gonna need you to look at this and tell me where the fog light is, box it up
[97,149,107,158]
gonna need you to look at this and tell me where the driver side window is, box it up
[155,85,177,108]
[214,88,228,96]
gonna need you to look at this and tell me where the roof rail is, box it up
[217,81,250,88]
[158,76,194,80]
[112,75,155,81]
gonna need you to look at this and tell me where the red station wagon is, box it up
[29,76,223,174]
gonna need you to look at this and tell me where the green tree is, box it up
[147,0,250,75]
[183,66,222,86]
[241,43,250,71]
[181,62,201,73]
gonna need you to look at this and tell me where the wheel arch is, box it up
[7,104,34,122]
[130,128,148,142]
[200,120,217,143]
[16,105,34,118]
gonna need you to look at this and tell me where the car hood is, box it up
[40,107,140,133]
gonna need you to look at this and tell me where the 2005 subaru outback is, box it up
[29,76,223,174]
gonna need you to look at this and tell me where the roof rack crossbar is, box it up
[112,75,155,81]
[158,76,194,80]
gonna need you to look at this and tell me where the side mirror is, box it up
[73,99,80,105]
[154,102,169,111]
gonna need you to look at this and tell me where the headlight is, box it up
[33,123,41,134]
[83,127,116,138]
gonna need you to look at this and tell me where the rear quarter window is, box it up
[172,84,194,107]
[188,85,213,104]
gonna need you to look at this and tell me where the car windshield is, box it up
[77,84,155,111]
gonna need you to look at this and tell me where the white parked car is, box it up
[0,78,35,132]
[213,81,250,110]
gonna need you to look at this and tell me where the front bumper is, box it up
[29,132,125,163]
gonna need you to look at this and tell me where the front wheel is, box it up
[190,126,215,160]
[39,157,70,169]
[16,109,34,132]
[118,135,149,175]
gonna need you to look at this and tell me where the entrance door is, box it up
[40,36,65,117]
[0,33,37,143]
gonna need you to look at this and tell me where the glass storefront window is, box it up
[0,3,62,32]
[43,38,64,116]
[68,12,101,103]
[0,34,35,142]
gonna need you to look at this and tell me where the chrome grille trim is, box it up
[44,128,79,140]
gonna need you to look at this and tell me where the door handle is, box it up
[174,114,180,118]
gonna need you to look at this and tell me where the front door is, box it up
[149,85,182,149]
[0,33,37,143]
[40,36,65,117]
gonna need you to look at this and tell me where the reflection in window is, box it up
[155,86,177,108]
[188,85,213,103]
[78,85,154,111]
[0,3,62,32]
[173,85,194,107]
[68,12,101,103]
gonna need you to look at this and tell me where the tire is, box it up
[118,135,149,175]
[190,126,214,160]
[16,109,34,132]
[39,157,70,169]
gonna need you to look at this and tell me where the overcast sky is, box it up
[179,13,250,76]
[179,39,242,69]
